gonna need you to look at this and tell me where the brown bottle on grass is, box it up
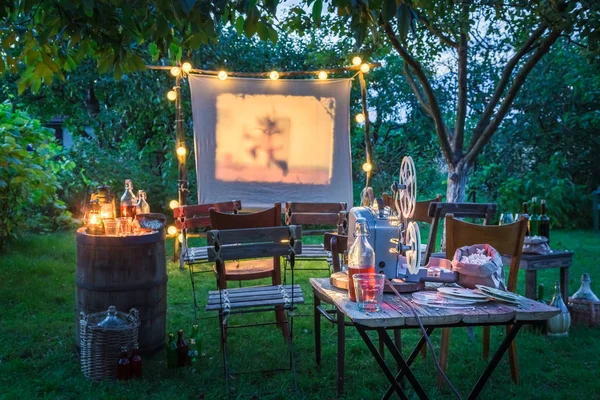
[176,330,188,367]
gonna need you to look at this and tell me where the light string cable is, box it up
[384,278,463,400]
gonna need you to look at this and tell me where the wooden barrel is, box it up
[75,228,167,353]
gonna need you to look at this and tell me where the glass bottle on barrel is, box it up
[347,217,375,302]
[539,199,550,244]
[120,179,137,218]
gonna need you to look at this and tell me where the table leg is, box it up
[560,267,569,301]
[313,290,321,368]
[525,270,537,300]
[383,327,434,399]
[466,322,523,400]
[354,325,409,400]
[337,309,346,397]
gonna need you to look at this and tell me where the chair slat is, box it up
[174,200,241,218]
[208,284,302,299]
[288,213,339,225]
[285,202,347,213]
[208,241,302,261]
[205,295,305,311]
[207,226,301,246]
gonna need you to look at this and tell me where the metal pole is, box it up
[175,73,188,206]
[358,71,373,188]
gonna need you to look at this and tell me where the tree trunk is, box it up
[446,159,471,203]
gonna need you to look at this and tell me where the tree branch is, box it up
[453,2,470,156]
[417,13,459,49]
[469,23,548,148]
[403,63,433,118]
[383,21,454,166]
[465,29,561,163]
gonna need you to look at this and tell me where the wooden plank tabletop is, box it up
[310,278,560,328]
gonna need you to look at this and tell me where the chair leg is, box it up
[219,311,230,394]
[507,325,520,384]
[437,328,451,389]
[337,309,346,397]
[314,294,322,368]
[482,326,491,359]
[282,257,288,285]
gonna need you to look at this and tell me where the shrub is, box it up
[0,102,75,248]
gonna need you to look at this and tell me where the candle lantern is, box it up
[86,199,104,235]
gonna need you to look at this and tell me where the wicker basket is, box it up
[80,307,140,381]
[568,298,600,327]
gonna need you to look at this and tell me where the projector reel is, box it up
[405,221,422,274]
[393,156,417,219]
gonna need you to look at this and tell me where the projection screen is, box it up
[189,75,353,209]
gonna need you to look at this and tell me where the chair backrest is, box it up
[324,233,348,273]
[207,225,302,262]
[285,202,347,234]
[174,200,241,230]
[424,202,497,265]
[210,203,280,230]
[381,193,442,223]
[444,214,528,292]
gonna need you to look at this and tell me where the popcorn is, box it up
[460,248,492,265]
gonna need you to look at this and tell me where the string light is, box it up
[170,66,181,76]
[167,90,177,101]
[178,233,184,243]
[352,56,362,66]
[218,71,228,80]
[269,70,279,80]
[318,71,328,80]
[362,162,372,173]
[355,113,366,123]
[167,226,177,235]
[169,200,179,209]
[360,63,370,73]
[181,62,192,73]
[176,146,187,157]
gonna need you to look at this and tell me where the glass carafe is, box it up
[570,273,599,302]
[347,218,375,302]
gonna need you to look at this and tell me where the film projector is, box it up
[340,156,456,292]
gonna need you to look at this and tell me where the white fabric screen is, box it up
[188,75,353,209]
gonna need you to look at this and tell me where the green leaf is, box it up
[244,16,258,38]
[396,4,414,43]
[312,0,323,26]
[268,26,278,45]
[235,16,244,36]
[180,0,196,15]
[149,42,159,62]
[256,21,269,41]
[381,0,397,22]
[82,0,94,17]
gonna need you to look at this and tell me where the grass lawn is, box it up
[1,229,599,399]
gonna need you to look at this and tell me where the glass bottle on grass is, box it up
[167,333,178,369]
[176,330,188,367]
[188,338,199,370]
[120,179,137,218]
[190,325,201,357]
[130,344,142,379]
[529,197,540,236]
[117,346,131,380]
[347,218,375,302]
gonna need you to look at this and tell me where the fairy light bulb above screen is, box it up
[170,66,181,76]
[318,71,328,80]
[269,70,279,80]
[352,56,362,66]
[218,71,228,80]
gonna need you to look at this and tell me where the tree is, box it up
[290,0,598,202]
[0,1,281,92]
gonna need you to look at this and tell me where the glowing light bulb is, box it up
[167,226,177,236]
[169,200,179,209]
[352,56,362,66]
[362,162,372,173]
[355,113,366,123]
[360,63,370,73]
[170,66,181,76]
[176,146,187,157]
[89,214,98,224]
[181,62,192,73]
[218,71,228,80]
[269,70,279,80]
[167,90,177,101]
[178,233,184,243]
[318,71,328,80]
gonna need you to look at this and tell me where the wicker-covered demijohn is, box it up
[80,306,139,381]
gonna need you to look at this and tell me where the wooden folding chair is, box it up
[424,202,496,265]
[283,202,347,282]
[174,201,241,318]
[437,213,529,388]
[205,225,303,392]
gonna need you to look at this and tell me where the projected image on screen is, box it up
[215,94,335,184]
